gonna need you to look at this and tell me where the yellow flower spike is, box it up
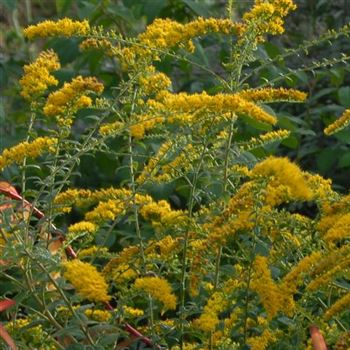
[134,276,177,311]
[324,109,350,135]
[99,121,124,137]
[24,18,90,39]
[323,213,350,243]
[123,306,144,317]
[154,91,277,125]
[282,251,323,295]
[20,50,61,100]
[63,260,110,303]
[0,137,58,171]
[84,309,112,322]
[324,293,350,320]
[238,87,307,103]
[137,17,243,53]
[139,72,172,95]
[247,329,276,350]
[194,290,228,332]
[251,256,294,318]
[240,129,291,151]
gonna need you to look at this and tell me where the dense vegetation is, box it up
[0,1,349,349]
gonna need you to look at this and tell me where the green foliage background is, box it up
[1,0,350,191]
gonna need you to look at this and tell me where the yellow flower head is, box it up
[63,260,110,303]
[24,18,90,39]
[134,276,177,310]
[20,50,61,100]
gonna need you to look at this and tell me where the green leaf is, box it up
[316,148,338,173]
[338,86,350,108]
[183,0,210,17]
[338,152,350,168]
[282,135,298,149]
[56,0,73,14]
[264,42,281,59]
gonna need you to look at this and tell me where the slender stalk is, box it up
[180,129,214,350]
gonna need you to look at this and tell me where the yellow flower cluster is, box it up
[68,221,97,235]
[145,235,181,259]
[194,291,228,332]
[79,38,116,56]
[20,50,61,100]
[139,72,172,95]
[251,156,313,203]
[240,129,290,151]
[137,17,244,53]
[137,141,172,184]
[24,18,90,39]
[324,109,350,135]
[44,76,104,122]
[99,121,124,137]
[123,306,144,317]
[282,251,323,294]
[63,260,110,303]
[130,114,164,139]
[0,137,57,171]
[139,200,186,228]
[78,245,110,259]
[84,199,126,223]
[134,276,177,310]
[323,213,350,243]
[6,318,56,349]
[238,87,307,103]
[84,308,112,322]
[54,186,151,211]
[67,221,98,243]
[251,256,293,318]
[243,0,297,37]
[307,258,350,292]
[247,329,276,350]
[154,91,277,125]
[325,293,350,320]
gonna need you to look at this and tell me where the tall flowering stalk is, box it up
[1,1,350,349]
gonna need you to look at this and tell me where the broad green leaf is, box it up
[338,86,350,108]
[338,152,350,168]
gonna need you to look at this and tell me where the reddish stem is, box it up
[0,299,17,350]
